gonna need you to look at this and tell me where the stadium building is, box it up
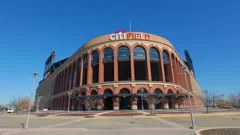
[35,31,204,111]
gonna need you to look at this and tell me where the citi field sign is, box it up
[109,30,151,41]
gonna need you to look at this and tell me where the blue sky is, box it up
[0,0,239,104]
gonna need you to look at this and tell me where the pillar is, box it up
[97,98,104,110]
[80,58,83,86]
[87,53,92,84]
[163,99,169,109]
[113,97,119,110]
[99,52,104,83]
[114,50,118,81]
[174,102,179,109]
[160,50,165,81]
[169,54,175,83]
[131,97,138,110]
[130,49,135,81]
[146,50,152,81]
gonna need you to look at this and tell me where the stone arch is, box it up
[119,88,132,110]
[117,46,131,81]
[167,89,174,94]
[99,86,114,95]
[133,85,149,94]
[91,50,99,83]
[102,47,114,82]
[103,89,113,110]
[154,88,163,94]
[115,43,131,52]
[161,49,173,82]
[136,87,149,110]
[91,90,98,95]
[115,84,132,94]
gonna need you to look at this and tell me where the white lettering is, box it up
[109,34,115,40]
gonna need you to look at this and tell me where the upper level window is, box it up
[118,46,130,61]
[134,46,146,60]
[103,48,114,63]
[150,48,160,61]
[91,51,99,65]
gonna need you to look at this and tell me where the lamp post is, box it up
[182,66,195,129]
[25,72,38,129]
[67,91,73,115]
[36,96,42,113]
[140,88,144,112]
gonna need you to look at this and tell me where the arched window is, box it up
[134,46,147,80]
[82,55,88,85]
[91,90,98,95]
[134,46,146,60]
[103,48,114,81]
[162,51,171,82]
[150,48,161,81]
[91,51,99,83]
[118,46,131,81]
[154,89,163,94]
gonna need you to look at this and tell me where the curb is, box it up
[194,127,240,135]
[135,112,240,119]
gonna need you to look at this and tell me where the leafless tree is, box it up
[8,97,21,113]
[144,95,163,115]
[0,105,6,111]
[227,92,240,109]
[78,96,98,111]
[202,90,223,113]
[8,97,32,113]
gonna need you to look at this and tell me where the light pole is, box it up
[25,72,38,129]
[182,66,195,129]
[36,96,42,113]
[140,88,144,112]
[67,91,73,115]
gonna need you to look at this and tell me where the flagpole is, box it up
[129,21,131,32]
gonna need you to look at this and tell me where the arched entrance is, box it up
[119,89,131,110]
[154,89,163,109]
[103,89,113,110]
[167,90,174,109]
[137,88,149,110]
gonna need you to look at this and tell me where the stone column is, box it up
[160,50,165,81]
[163,99,169,109]
[99,52,104,83]
[113,97,119,110]
[79,58,83,86]
[97,98,104,110]
[130,49,135,81]
[114,50,118,82]
[178,99,184,109]
[169,54,175,83]
[131,96,138,110]
[174,101,179,109]
[146,50,152,81]
[87,53,92,84]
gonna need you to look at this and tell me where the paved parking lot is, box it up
[0,111,239,135]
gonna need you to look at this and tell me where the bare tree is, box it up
[0,105,6,111]
[227,92,240,109]
[8,97,32,113]
[202,90,223,113]
[8,97,21,113]
[78,96,98,111]
[144,95,163,115]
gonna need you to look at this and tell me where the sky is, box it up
[0,0,240,105]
